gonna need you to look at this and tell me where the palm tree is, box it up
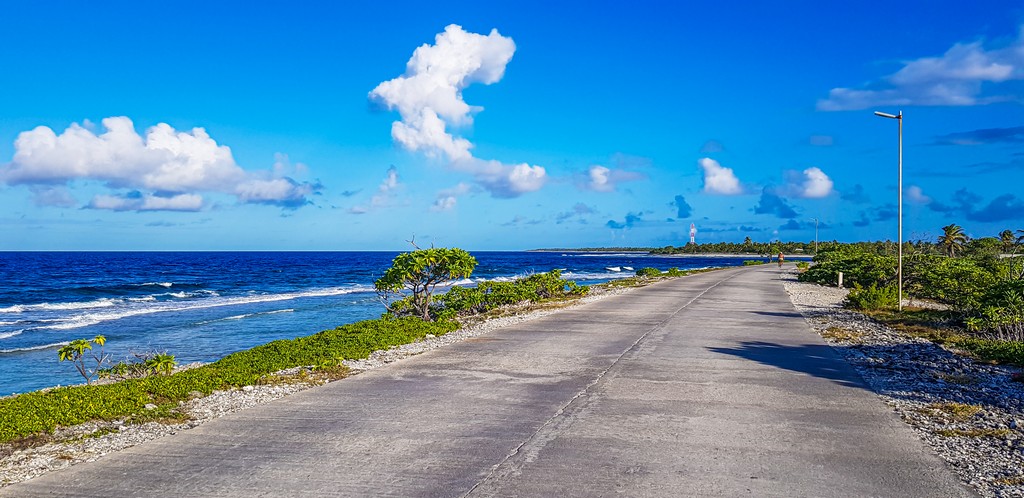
[1000,230,1016,253]
[938,224,968,257]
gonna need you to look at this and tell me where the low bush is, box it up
[964,280,1024,341]
[845,283,898,311]
[428,270,588,319]
[0,317,456,444]
[742,260,765,266]
[796,261,809,270]
[635,267,662,277]
[798,246,896,287]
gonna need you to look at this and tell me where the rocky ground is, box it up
[0,284,635,487]
[784,271,1024,498]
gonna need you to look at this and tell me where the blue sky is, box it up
[1,1,1022,250]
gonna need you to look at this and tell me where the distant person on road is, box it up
[778,252,785,268]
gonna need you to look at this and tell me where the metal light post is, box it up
[810,217,819,254]
[874,110,903,311]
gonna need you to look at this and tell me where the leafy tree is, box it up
[938,224,968,257]
[374,248,477,321]
[57,335,109,385]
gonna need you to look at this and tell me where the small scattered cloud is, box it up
[932,126,1024,146]
[350,166,404,213]
[0,117,319,211]
[699,140,725,153]
[753,188,798,218]
[341,189,362,197]
[576,165,646,192]
[502,215,542,227]
[29,185,77,208]
[555,202,594,224]
[905,185,932,204]
[431,182,474,212]
[779,219,830,231]
[809,135,834,147]
[699,157,743,195]
[841,184,870,204]
[86,192,204,212]
[970,194,1024,222]
[369,24,546,198]
[670,194,692,218]
[818,25,1024,111]
[606,211,643,230]
[783,167,833,198]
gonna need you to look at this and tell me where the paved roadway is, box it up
[2,266,974,497]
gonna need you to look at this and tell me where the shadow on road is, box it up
[708,341,866,389]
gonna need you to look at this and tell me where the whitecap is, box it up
[0,341,70,354]
[0,330,24,340]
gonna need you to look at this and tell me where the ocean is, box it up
[0,251,755,395]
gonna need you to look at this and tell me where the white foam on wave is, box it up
[0,298,118,314]
[39,287,370,331]
[0,330,24,340]
[141,282,174,288]
[0,320,19,326]
[215,308,296,323]
[0,341,70,354]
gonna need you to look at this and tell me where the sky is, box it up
[1,0,1022,250]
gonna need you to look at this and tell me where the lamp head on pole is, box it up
[874,111,900,119]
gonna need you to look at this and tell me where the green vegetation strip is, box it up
[0,317,457,444]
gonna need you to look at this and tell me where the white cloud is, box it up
[1,117,319,211]
[906,185,932,204]
[29,185,77,208]
[369,24,546,198]
[699,157,743,195]
[796,167,834,198]
[577,165,646,192]
[431,182,474,211]
[350,166,404,213]
[87,193,204,212]
[818,26,1024,111]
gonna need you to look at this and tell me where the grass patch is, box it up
[921,402,982,421]
[933,372,979,385]
[862,308,1024,366]
[0,317,457,444]
[934,428,1011,438]
[820,326,864,342]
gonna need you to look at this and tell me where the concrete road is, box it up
[2,266,973,497]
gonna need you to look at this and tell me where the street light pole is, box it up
[874,110,903,311]
[810,217,819,254]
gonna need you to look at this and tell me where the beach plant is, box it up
[635,267,661,278]
[1,317,458,443]
[374,247,477,321]
[145,353,178,376]
[57,335,110,385]
[845,283,898,311]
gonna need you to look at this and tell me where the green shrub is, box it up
[742,260,765,266]
[845,283,898,310]
[0,317,456,443]
[964,280,1024,340]
[905,255,996,312]
[666,267,687,276]
[796,261,809,270]
[798,246,896,287]
[635,267,662,277]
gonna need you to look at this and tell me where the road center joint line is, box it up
[463,270,744,496]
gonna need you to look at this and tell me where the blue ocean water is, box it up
[0,251,754,395]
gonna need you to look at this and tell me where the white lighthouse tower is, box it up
[689,223,696,245]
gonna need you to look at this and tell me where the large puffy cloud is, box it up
[369,24,546,198]
[1,117,319,211]
[698,158,743,195]
[818,25,1024,111]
